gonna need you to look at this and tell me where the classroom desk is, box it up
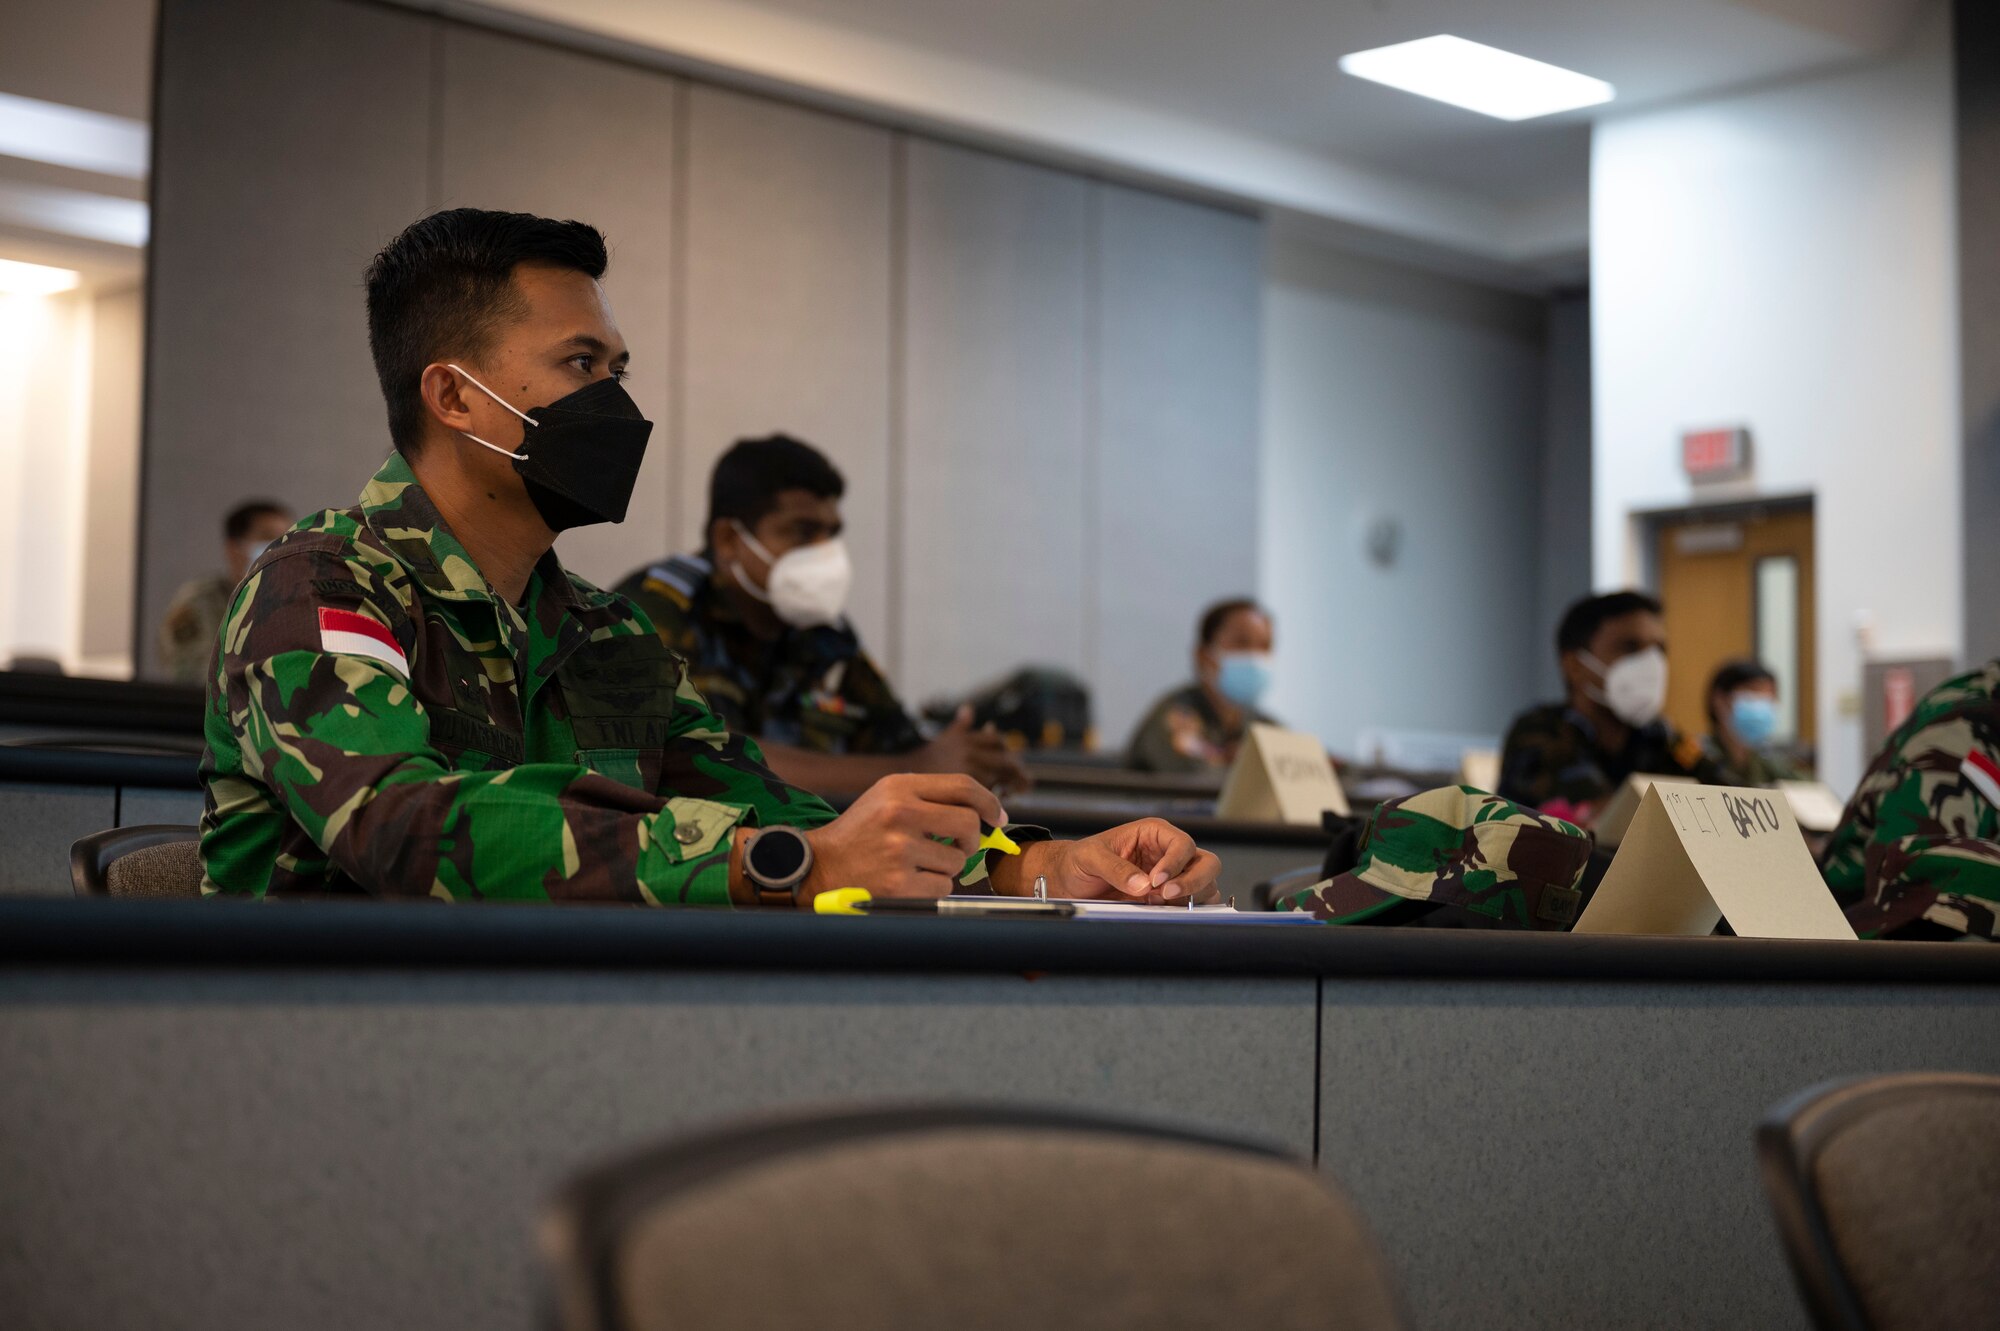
[0,744,204,895]
[3,899,1996,1331]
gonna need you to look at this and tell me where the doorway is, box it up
[1648,498,1816,755]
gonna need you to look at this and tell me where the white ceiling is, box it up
[0,0,1936,285]
[710,0,1927,203]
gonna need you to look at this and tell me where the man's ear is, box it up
[1558,650,1586,694]
[418,363,477,435]
[710,517,741,563]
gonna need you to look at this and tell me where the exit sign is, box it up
[1682,426,1752,480]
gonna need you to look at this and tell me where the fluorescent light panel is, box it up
[0,91,150,179]
[1339,35,1613,121]
[0,257,81,294]
[0,180,149,248]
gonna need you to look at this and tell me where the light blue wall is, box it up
[1259,235,1550,761]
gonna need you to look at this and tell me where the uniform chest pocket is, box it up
[560,635,679,794]
[573,745,665,793]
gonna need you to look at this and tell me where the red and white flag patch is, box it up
[1964,752,2000,809]
[318,607,408,677]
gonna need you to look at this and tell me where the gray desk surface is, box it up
[5,903,1999,1331]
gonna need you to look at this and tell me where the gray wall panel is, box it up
[437,25,679,591]
[1958,0,2000,665]
[899,141,1090,706]
[1093,185,1261,749]
[0,969,1315,1330]
[0,784,113,894]
[680,88,895,658]
[141,0,433,677]
[1320,979,2000,1331]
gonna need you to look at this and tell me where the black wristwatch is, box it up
[743,824,814,908]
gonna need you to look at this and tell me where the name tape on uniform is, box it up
[1573,783,1855,939]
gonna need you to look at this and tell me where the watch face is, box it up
[751,827,809,884]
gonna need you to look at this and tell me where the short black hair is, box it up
[364,208,608,454]
[223,500,289,543]
[1706,658,1777,729]
[1198,598,1268,647]
[705,435,845,538]
[1555,590,1663,657]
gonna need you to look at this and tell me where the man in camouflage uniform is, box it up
[1821,659,2000,940]
[200,207,1218,907]
[158,500,294,683]
[1281,785,1593,929]
[617,436,1026,799]
[1498,590,1722,824]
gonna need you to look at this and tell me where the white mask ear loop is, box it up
[728,520,778,604]
[446,363,537,457]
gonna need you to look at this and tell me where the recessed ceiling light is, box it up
[0,92,150,179]
[0,258,82,295]
[1339,35,1614,121]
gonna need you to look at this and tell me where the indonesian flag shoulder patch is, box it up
[317,606,408,677]
[1962,751,2000,810]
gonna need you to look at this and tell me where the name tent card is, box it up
[1573,783,1857,939]
[1217,723,1350,825]
[1591,772,1696,848]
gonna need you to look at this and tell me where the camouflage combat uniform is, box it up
[1820,660,2000,939]
[159,574,236,684]
[1497,702,1722,822]
[1126,684,1275,774]
[199,454,842,903]
[1698,734,1802,789]
[615,553,924,756]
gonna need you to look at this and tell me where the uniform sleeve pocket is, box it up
[574,746,664,793]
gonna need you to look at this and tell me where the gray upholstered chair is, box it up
[541,1104,1410,1331]
[70,824,202,899]
[1758,1073,2000,1331]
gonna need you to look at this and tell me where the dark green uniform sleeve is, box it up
[218,547,826,904]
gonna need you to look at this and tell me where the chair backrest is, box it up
[1757,1072,2000,1331]
[70,824,203,899]
[541,1104,1410,1331]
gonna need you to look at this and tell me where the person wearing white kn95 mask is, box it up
[1496,589,1724,830]
[617,435,1030,802]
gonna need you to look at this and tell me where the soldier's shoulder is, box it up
[619,555,715,638]
[1502,703,1575,747]
[229,508,405,616]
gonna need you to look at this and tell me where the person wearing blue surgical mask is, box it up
[156,498,295,684]
[1128,598,1279,773]
[1702,658,1802,788]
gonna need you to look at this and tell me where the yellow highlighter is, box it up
[813,887,872,916]
[979,825,1021,857]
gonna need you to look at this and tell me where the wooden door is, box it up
[1655,507,1816,748]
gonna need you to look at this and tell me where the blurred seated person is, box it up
[1822,658,2000,940]
[1498,590,1721,825]
[158,499,295,683]
[1701,658,1802,787]
[1127,598,1277,774]
[618,435,1027,799]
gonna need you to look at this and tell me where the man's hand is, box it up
[799,773,1005,901]
[996,818,1222,905]
[915,705,1032,796]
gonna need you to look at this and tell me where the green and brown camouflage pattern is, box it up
[1283,785,1592,930]
[199,453,843,904]
[616,553,924,756]
[1820,659,2000,939]
[1125,683,1276,774]
[1497,701,1722,824]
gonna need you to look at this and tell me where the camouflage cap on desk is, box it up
[1283,786,1593,930]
